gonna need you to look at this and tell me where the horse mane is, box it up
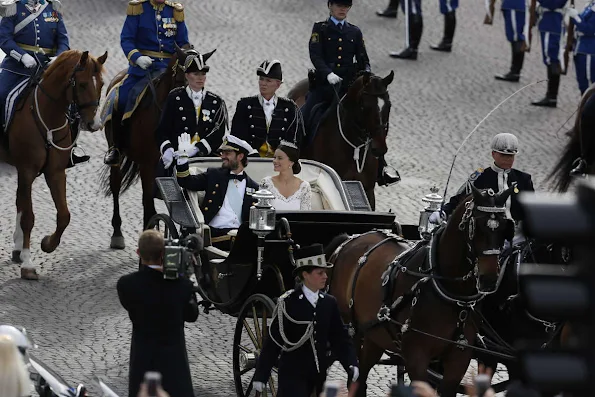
[43,50,104,88]
[548,87,595,192]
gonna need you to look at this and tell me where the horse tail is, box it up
[548,127,581,192]
[99,155,140,197]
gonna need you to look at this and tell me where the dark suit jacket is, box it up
[157,86,227,156]
[117,266,199,397]
[254,286,358,391]
[175,163,259,225]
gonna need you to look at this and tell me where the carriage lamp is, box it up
[249,189,277,280]
[418,186,444,240]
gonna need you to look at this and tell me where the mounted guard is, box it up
[230,59,303,158]
[103,0,189,166]
[301,0,399,187]
[0,0,87,167]
[157,47,227,174]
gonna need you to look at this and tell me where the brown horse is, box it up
[0,50,107,280]
[100,48,188,249]
[326,184,515,397]
[288,72,394,210]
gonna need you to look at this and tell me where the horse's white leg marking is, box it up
[13,212,23,252]
[20,249,34,270]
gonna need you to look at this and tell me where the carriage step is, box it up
[155,177,200,229]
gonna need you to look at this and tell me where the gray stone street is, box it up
[0,0,585,395]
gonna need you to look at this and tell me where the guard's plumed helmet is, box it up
[491,133,519,155]
[257,60,283,82]
[0,325,34,355]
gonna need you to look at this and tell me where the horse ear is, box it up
[383,70,395,87]
[495,183,516,207]
[79,51,89,66]
[174,43,185,59]
[469,182,483,199]
[97,51,108,65]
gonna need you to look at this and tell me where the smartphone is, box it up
[144,372,161,397]
[475,374,491,397]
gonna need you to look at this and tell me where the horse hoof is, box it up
[110,236,125,250]
[20,268,39,281]
[40,235,56,253]
[11,250,22,263]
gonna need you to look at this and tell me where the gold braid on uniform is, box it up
[127,0,147,16]
[268,291,321,373]
[165,1,185,22]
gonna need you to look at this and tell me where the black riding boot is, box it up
[495,41,525,82]
[430,11,456,52]
[66,118,90,168]
[389,14,423,60]
[531,64,560,108]
[377,156,401,186]
[104,111,123,166]
[377,0,399,18]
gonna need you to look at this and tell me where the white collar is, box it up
[230,170,244,175]
[186,86,204,99]
[302,284,320,305]
[490,163,511,174]
[330,16,346,26]
[258,94,277,107]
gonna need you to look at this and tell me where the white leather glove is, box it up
[177,133,197,156]
[428,210,446,224]
[350,366,359,382]
[21,53,36,69]
[253,381,264,392]
[327,72,342,85]
[48,56,57,64]
[136,55,153,70]
[162,147,175,169]
[568,8,582,23]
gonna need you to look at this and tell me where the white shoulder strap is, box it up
[14,2,49,35]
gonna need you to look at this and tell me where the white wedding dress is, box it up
[260,176,312,210]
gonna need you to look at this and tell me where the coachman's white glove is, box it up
[327,72,342,85]
[253,381,265,392]
[161,147,175,169]
[350,366,359,382]
[429,210,446,225]
[568,8,582,23]
[21,53,36,69]
[136,55,153,70]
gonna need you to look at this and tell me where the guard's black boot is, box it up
[377,156,401,186]
[377,0,399,18]
[389,15,423,60]
[104,146,120,166]
[104,112,123,166]
[570,158,587,176]
[66,147,90,169]
[531,64,560,108]
[430,11,456,52]
[495,41,525,82]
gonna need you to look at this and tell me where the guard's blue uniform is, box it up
[118,0,189,119]
[502,0,527,43]
[399,0,422,16]
[439,0,458,15]
[0,0,69,128]
[574,1,595,94]
[537,0,567,66]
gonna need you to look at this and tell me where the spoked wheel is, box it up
[233,294,278,397]
[145,213,179,240]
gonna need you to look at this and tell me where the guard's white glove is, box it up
[429,210,446,224]
[136,55,153,70]
[21,53,36,69]
[350,366,359,382]
[568,8,582,23]
[253,381,265,392]
[327,72,342,85]
[161,147,175,169]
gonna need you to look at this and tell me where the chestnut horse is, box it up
[326,185,515,397]
[0,50,107,279]
[288,72,394,210]
[100,47,187,249]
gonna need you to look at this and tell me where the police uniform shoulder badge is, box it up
[310,32,320,43]
[468,167,484,182]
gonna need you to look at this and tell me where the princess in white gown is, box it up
[260,141,312,210]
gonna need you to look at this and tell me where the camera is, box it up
[163,234,203,280]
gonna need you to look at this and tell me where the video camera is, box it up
[163,234,203,280]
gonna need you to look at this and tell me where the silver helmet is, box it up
[0,325,35,355]
[491,133,519,155]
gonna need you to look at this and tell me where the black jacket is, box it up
[309,18,371,86]
[230,96,303,156]
[117,267,199,397]
[175,164,259,225]
[443,166,535,221]
[254,287,358,391]
[157,86,227,156]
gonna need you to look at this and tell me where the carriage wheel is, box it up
[145,213,180,240]
[233,294,278,397]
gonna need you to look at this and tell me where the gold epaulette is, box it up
[166,1,184,22]
[127,0,147,16]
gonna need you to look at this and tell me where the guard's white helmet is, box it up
[491,133,519,154]
[0,325,34,354]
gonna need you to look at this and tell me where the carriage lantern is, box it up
[418,186,444,240]
[249,189,277,280]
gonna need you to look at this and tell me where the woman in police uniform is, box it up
[253,244,359,397]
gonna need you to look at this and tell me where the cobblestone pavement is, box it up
[0,0,585,395]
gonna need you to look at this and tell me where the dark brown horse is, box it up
[288,72,394,210]
[100,48,188,249]
[326,184,515,397]
[550,84,595,192]
[0,50,107,279]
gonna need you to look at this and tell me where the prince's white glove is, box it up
[253,381,265,392]
[350,366,359,382]
[568,8,582,23]
[21,53,36,69]
[136,55,153,70]
[327,72,342,85]
[161,147,175,169]
[429,210,446,224]
[176,133,196,165]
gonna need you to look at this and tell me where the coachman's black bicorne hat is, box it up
[180,48,216,74]
[257,59,283,82]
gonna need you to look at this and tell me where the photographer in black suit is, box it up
[175,133,260,250]
[117,230,199,397]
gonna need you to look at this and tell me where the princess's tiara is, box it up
[279,139,298,150]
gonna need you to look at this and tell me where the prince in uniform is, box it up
[104,0,189,165]
[0,0,87,166]
[253,244,359,396]
[230,60,303,158]
[157,47,227,171]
